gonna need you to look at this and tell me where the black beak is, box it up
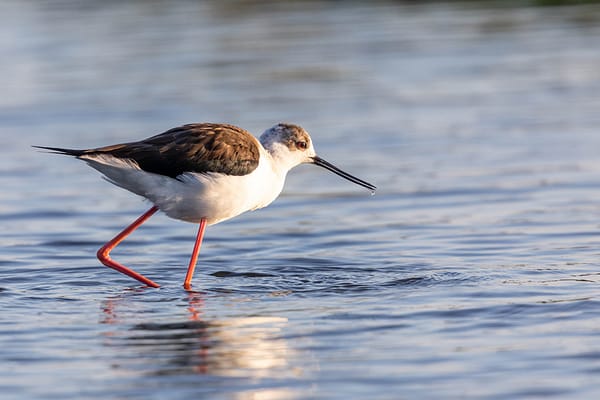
[312,156,376,193]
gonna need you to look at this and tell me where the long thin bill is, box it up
[312,156,376,193]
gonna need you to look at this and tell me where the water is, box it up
[2,0,600,398]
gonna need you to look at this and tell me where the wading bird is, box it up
[36,123,376,289]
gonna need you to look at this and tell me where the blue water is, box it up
[3,1,600,398]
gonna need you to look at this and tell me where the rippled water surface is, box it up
[3,1,600,398]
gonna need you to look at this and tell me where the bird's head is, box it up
[260,123,316,168]
[260,123,376,193]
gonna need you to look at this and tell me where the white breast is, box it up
[81,151,286,225]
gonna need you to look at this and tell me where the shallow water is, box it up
[3,0,600,398]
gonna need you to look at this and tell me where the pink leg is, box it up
[97,206,160,288]
[183,218,207,290]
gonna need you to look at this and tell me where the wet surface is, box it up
[3,1,600,398]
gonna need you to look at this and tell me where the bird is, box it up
[35,122,376,289]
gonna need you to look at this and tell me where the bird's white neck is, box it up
[260,140,299,177]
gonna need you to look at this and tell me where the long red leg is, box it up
[97,206,160,288]
[183,218,207,290]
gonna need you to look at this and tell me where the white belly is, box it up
[81,153,286,225]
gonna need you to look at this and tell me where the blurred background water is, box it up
[2,0,600,398]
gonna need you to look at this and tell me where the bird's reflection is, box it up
[100,291,295,378]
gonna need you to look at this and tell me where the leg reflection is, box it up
[99,292,295,378]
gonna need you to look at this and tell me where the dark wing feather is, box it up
[82,123,261,178]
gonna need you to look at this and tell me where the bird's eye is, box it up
[296,141,308,150]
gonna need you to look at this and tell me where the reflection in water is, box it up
[100,293,299,381]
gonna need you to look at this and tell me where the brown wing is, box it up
[84,123,261,178]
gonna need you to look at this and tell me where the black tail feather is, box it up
[32,146,85,157]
